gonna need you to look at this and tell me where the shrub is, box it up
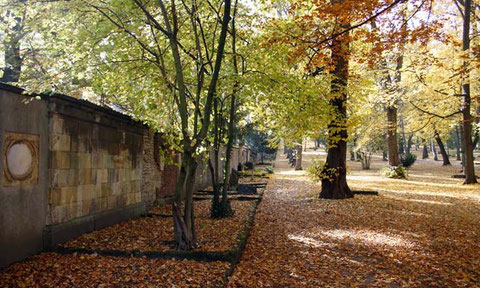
[307,159,339,182]
[400,153,417,168]
[264,166,274,174]
[382,165,407,179]
[245,162,254,170]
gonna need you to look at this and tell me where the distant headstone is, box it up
[238,184,257,194]
[230,168,239,189]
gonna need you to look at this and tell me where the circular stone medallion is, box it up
[6,142,34,179]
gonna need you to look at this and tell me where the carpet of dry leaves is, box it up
[64,200,255,252]
[0,252,229,288]
[0,196,259,287]
[2,147,480,287]
[228,149,480,287]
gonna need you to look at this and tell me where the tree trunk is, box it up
[320,2,353,199]
[461,0,477,184]
[406,134,413,155]
[387,107,400,166]
[218,1,239,218]
[399,114,406,155]
[456,125,462,161]
[295,144,302,170]
[431,138,438,161]
[172,154,197,250]
[1,9,23,83]
[422,144,429,159]
[435,132,451,166]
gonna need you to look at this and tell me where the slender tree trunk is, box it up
[456,125,462,161]
[320,1,353,199]
[1,9,23,83]
[431,138,438,161]
[172,153,196,250]
[435,132,451,166]
[295,144,302,170]
[461,0,477,183]
[422,144,429,159]
[218,0,239,218]
[387,107,400,166]
[399,114,406,155]
[406,134,413,155]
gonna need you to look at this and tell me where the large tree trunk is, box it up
[387,107,400,166]
[295,144,302,170]
[461,0,477,184]
[320,2,353,199]
[434,132,451,166]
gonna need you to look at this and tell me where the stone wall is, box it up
[43,95,148,247]
[0,83,246,268]
[141,129,162,207]
[0,84,49,268]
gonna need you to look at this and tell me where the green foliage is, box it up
[245,162,254,170]
[382,166,407,179]
[307,159,339,182]
[264,166,274,174]
[400,153,417,168]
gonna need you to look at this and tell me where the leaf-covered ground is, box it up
[64,200,255,252]
[1,195,260,287]
[0,252,229,288]
[2,149,479,287]
[228,149,480,287]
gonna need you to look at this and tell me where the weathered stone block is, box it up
[49,188,62,206]
[78,122,93,139]
[50,205,68,225]
[107,196,117,209]
[50,169,76,187]
[71,153,92,169]
[91,153,105,168]
[113,155,124,169]
[57,186,78,205]
[82,200,93,216]
[105,155,114,169]
[50,151,71,169]
[78,184,96,201]
[79,169,96,185]
[49,134,71,152]
[50,116,65,134]
[71,137,93,153]
[96,169,108,183]
[100,183,112,197]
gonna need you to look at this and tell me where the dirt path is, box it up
[227,148,480,287]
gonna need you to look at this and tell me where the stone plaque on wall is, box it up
[3,132,39,186]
